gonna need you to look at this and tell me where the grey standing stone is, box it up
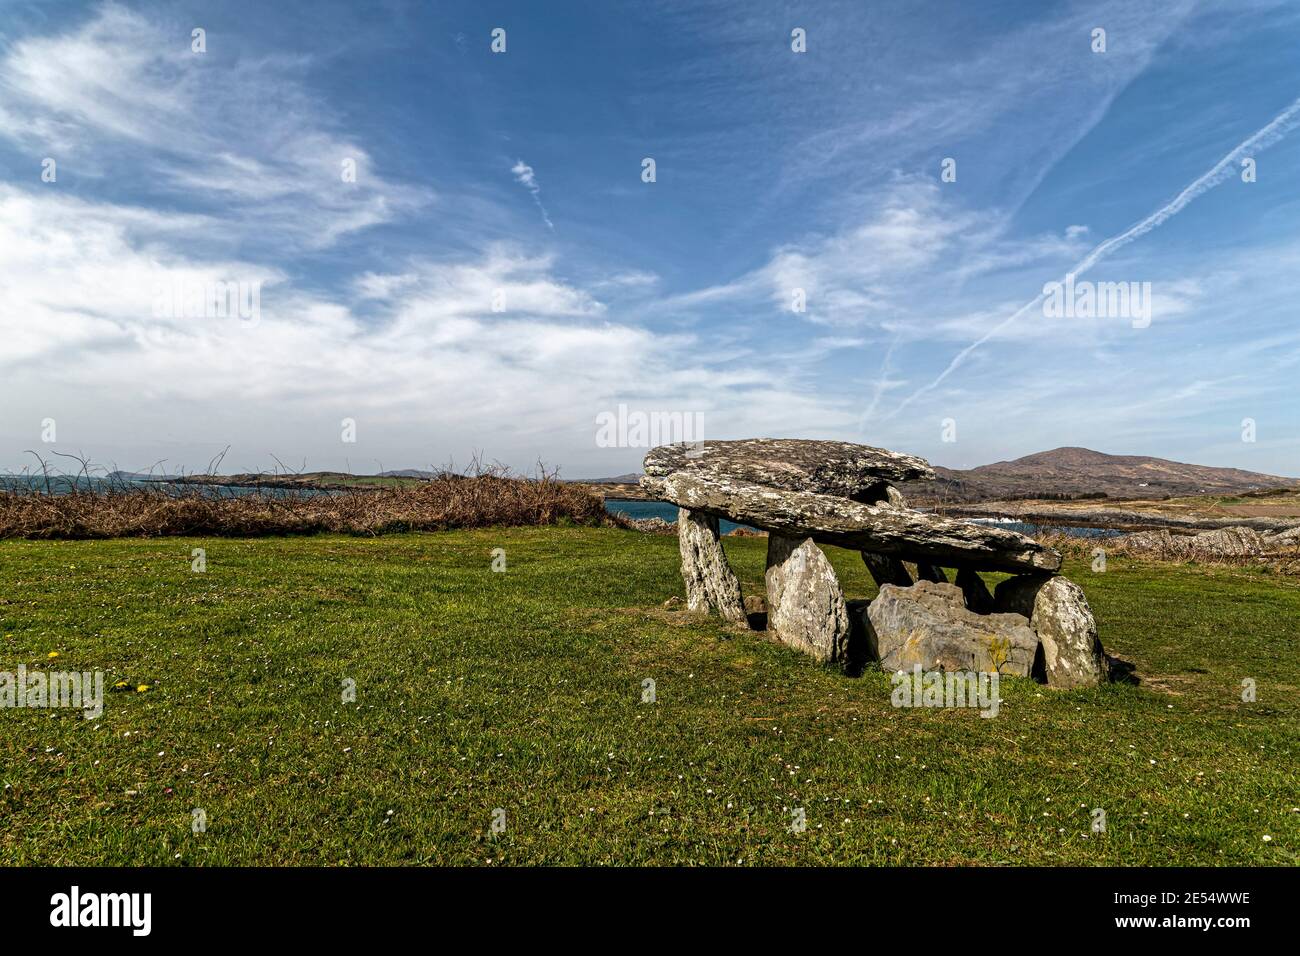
[678,508,747,624]
[995,574,1108,688]
[866,581,1039,676]
[765,533,852,664]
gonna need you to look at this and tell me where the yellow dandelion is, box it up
[136,684,151,693]
[47,651,60,660]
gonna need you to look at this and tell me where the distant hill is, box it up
[106,470,181,482]
[905,447,1300,502]
[573,473,644,485]
[379,469,438,479]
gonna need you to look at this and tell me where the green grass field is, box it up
[1,527,1296,865]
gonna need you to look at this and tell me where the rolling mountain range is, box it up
[899,447,1300,502]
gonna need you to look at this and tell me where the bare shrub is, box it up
[0,458,631,540]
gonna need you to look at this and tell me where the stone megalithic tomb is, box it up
[640,439,1108,688]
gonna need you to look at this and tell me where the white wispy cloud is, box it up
[0,180,857,472]
[648,177,1090,332]
[511,159,555,231]
[0,5,429,252]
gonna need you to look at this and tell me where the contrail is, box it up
[858,332,900,433]
[887,94,1300,419]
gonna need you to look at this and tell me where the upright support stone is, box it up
[765,534,852,664]
[955,567,995,613]
[677,508,747,624]
[995,574,1108,688]
[862,551,913,588]
[916,564,948,583]
[862,483,914,588]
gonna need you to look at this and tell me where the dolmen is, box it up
[640,439,1109,689]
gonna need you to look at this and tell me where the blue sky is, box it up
[1,0,1299,478]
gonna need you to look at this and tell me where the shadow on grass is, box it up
[1107,655,1141,686]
